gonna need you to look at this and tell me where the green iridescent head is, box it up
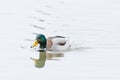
[31,34,47,49]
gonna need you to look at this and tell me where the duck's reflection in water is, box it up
[31,50,64,68]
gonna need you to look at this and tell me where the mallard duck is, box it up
[31,34,70,51]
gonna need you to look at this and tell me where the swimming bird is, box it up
[31,34,70,51]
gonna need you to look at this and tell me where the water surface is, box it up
[0,0,120,80]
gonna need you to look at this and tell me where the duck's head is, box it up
[31,34,47,49]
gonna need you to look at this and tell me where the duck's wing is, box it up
[47,36,70,51]
[54,36,66,38]
[47,36,65,39]
[47,36,67,46]
[57,41,66,46]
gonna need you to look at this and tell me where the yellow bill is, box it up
[31,40,39,48]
